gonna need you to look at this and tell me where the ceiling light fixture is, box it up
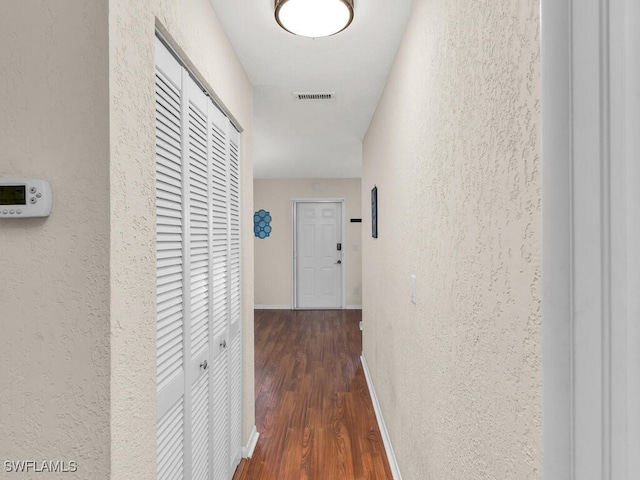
[275,0,354,38]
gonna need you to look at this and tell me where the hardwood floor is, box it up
[233,309,392,480]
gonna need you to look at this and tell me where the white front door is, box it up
[295,202,343,309]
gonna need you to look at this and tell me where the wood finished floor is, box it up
[233,309,392,480]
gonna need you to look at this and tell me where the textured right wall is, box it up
[361,0,541,478]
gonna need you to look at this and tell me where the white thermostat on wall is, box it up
[0,178,53,218]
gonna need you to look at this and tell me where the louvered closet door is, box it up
[227,127,243,470]
[209,100,231,480]
[155,37,186,480]
[155,36,242,480]
[185,76,212,480]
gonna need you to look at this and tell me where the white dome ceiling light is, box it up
[274,0,355,38]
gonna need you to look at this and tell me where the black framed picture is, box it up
[371,186,378,238]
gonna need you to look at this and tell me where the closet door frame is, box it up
[155,32,243,480]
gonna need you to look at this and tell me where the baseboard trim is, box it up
[254,304,292,310]
[242,425,259,458]
[254,305,362,311]
[361,354,403,480]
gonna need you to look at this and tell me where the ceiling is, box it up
[209,0,414,178]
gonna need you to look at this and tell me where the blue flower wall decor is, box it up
[254,209,272,239]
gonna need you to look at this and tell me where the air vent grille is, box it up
[294,92,334,101]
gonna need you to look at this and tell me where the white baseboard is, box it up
[254,304,292,310]
[254,305,361,310]
[242,425,259,458]
[361,354,403,480]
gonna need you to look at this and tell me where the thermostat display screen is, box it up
[0,185,26,205]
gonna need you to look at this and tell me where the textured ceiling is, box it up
[209,0,414,178]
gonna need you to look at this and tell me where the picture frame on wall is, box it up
[371,186,378,238]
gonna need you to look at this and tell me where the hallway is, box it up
[234,310,392,480]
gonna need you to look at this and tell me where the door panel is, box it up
[210,102,229,349]
[320,268,334,296]
[301,268,314,298]
[155,38,186,480]
[321,223,335,257]
[301,224,315,258]
[188,88,209,360]
[157,397,185,480]
[186,76,211,480]
[228,333,243,471]
[191,373,209,480]
[227,124,243,472]
[211,348,229,479]
[296,202,342,308]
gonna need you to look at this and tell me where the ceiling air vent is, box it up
[294,92,335,101]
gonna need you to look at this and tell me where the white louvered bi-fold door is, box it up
[209,97,230,480]
[186,77,211,480]
[155,37,242,480]
[156,38,186,480]
[227,128,243,471]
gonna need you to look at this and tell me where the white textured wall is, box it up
[109,0,254,478]
[254,178,362,308]
[0,1,253,479]
[108,1,157,478]
[362,0,541,478]
[0,1,110,478]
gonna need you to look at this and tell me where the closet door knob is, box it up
[220,340,227,349]
[200,360,208,370]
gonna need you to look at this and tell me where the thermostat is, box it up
[0,178,52,218]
